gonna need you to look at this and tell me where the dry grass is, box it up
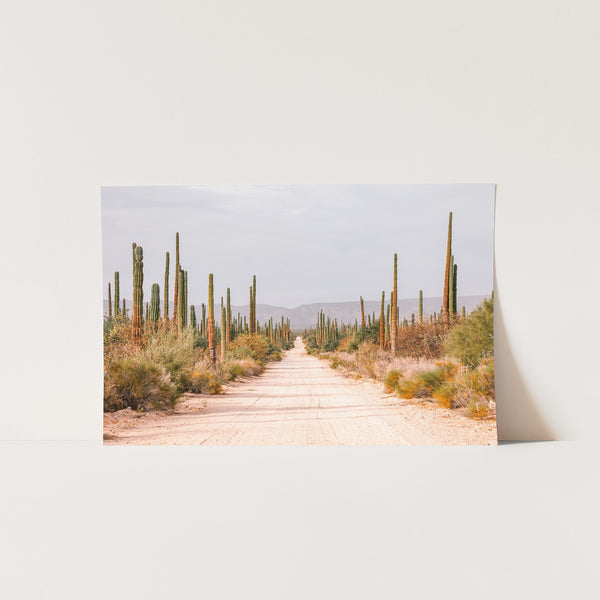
[322,345,495,420]
[104,321,282,412]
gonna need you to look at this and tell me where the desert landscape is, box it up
[103,201,496,445]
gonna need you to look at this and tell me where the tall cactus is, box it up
[226,287,232,343]
[183,270,188,327]
[149,283,160,323]
[132,245,144,343]
[249,286,253,334]
[163,251,169,322]
[221,298,226,360]
[108,282,112,318]
[379,291,385,349]
[172,232,180,322]
[208,273,216,366]
[452,263,458,315]
[132,243,137,274]
[251,275,257,334]
[442,211,453,324]
[190,305,197,331]
[201,303,206,337]
[177,270,185,332]
[114,272,120,316]
[391,253,398,353]
[122,298,126,316]
[418,289,423,323]
[448,255,454,318]
[360,296,366,328]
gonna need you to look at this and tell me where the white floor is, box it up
[1,441,598,599]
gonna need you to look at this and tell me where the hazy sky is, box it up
[102,184,495,307]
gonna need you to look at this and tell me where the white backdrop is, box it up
[1,1,599,598]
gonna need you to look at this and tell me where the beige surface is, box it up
[104,338,496,445]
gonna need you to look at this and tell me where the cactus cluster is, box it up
[311,212,463,354]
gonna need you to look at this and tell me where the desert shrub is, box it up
[384,361,457,400]
[395,321,447,359]
[474,358,495,398]
[335,336,354,352]
[279,338,295,351]
[353,342,388,378]
[347,322,380,352]
[429,361,494,416]
[228,334,280,364]
[384,369,403,392]
[233,358,263,377]
[227,361,246,380]
[466,396,490,419]
[226,358,263,379]
[329,355,352,370]
[103,315,136,361]
[394,377,422,399]
[445,297,494,367]
[143,327,198,393]
[305,332,342,353]
[104,356,179,412]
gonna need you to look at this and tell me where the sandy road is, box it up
[104,337,496,445]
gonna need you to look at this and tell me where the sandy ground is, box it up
[104,337,497,445]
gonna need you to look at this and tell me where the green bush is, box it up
[445,297,494,368]
[104,356,179,412]
[228,334,280,364]
[143,327,198,393]
[347,322,380,352]
[384,369,403,392]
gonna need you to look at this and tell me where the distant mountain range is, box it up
[103,295,488,329]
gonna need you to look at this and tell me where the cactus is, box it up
[132,245,144,343]
[360,296,365,328]
[208,273,216,366]
[418,290,423,323]
[108,282,112,318]
[163,252,169,322]
[251,275,257,334]
[221,298,226,360]
[452,263,458,315]
[190,305,197,330]
[248,286,253,334]
[226,288,232,343]
[201,303,206,337]
[122,298,126,316]
[379,291,385,349]
[149,283,160,323]
[177,270,185,332]
[462,305,466,319]
[391,253,398,353]
[172,232,180,322]
[442,211,452,324]
[114,272,120,316]
[183,270,188,327]
[448,254,454,319]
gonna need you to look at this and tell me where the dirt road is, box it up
[104,337,496,445]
